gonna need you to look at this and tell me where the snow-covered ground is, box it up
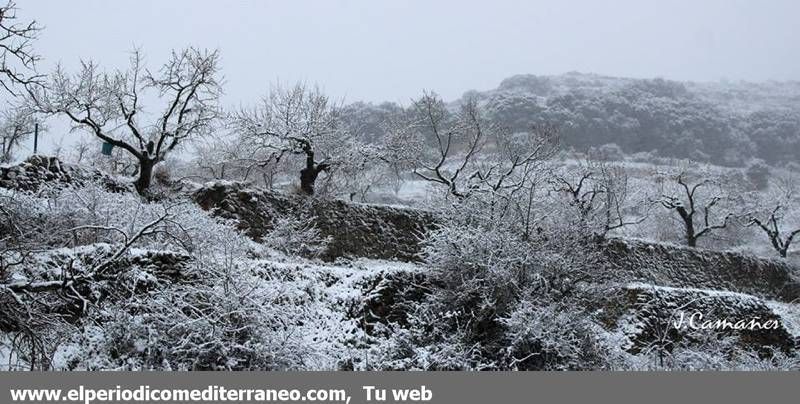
[248,256,424,370]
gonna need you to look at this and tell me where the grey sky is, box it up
[14,0,800,154]
[24,0,800,102]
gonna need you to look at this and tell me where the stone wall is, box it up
[0,155,131,193]
[598,283,798,354]
[193,181,800,302]
[602,238,800,303]
[193,181,438,262]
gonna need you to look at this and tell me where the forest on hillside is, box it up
[344,73,800,168]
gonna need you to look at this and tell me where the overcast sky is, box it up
[14,0,800,154]
[24,0,800,102]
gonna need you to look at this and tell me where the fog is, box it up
[12,0,800,154]
[25,0,800,104]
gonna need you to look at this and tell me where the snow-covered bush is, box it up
[366,309,486,370]
[629,331,800,371]
[422,222,538,335]
[0,182,254,257]
[501,301,630,370]
[0,185,179,251]
[1,178,316,370]
[62,264,309,370]
[399,198,614,369]
[262,213,331,259]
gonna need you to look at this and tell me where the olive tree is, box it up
[747,177,800,258]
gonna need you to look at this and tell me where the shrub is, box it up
[501,300,629,370]
[263,213,331,259]
[61,266,309,370]
[406,211,613,369]
[2,181,310,370]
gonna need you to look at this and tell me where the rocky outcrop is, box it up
[0,155,132,193]
[602,238,800,303]
[193,181,438,261]
[599,283,798,355]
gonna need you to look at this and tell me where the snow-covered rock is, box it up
[0,155,132,193]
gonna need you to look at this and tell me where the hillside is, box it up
[3,157,799,370]
[478,73,800,166]
[344,72,800,167]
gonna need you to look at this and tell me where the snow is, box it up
[241,256,425,370]
[3,153,800,370]
[766,301,800,338]
[624,282,764,301]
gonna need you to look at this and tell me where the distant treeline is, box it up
[343,73,800,167]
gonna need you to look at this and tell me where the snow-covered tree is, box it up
[0,107,37,163]
[550,156,647,237]
[233,83,361,196]
[0,1,42,95]
[401,92,486,199]
[747,176,800,258]
[29,47,223,193]
[659,172,733,247]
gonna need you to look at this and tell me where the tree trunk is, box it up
[677,206,697,247]
[135,158,155,194]
[300,166,318,195]
[299,150,329,196]
[686,221,697,247]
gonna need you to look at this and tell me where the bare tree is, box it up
[192,134,289,188]
[233,83,354,196]
[550,157,645,237]
[397,92,563,230]
[747,178,800,258]
[28,47,222,193]
[0,1,42,95]
[465,124,560,229]
[402,92,487,199]
[659,173,732,248]
[551,167,600,220]
[749,206,800,258]
[471,124,558,198]
[405,95,559,205]
[597,162,647,234]
[0,106,36,162]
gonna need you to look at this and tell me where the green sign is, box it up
[101,142,114,156]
